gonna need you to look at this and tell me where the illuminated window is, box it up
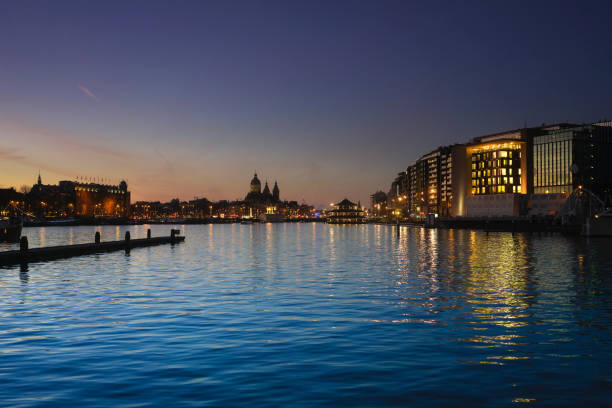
[501,168,507,176]
[517,186,521,193]
[500,151,508,158]
[509,159,513,165]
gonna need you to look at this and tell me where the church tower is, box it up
[273,181,279,202]
[262,180,271,197]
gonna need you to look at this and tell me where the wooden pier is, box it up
[0,229,185,267]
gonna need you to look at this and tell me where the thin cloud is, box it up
[0,148,26,161]
[0,148,73,178]
[78,84,99,102]
[0,117,135,160]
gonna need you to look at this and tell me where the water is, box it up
[1,224,611,407]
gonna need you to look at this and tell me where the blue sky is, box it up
[1,1,611,207]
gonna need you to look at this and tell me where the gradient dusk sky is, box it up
[2,1,612,207]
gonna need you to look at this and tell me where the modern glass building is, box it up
[533,123,612,198]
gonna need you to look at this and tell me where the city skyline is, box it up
[2,1,612,208]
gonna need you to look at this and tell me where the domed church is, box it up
[245,173,280,203]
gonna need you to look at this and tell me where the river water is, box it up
[1,224,611,407]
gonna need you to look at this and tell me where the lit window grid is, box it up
[470,149,522,195]
[533,135,573,194]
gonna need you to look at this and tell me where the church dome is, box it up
[250,173,261,194]
[250,173,260,185]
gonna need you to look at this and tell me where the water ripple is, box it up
[0,224,611,406]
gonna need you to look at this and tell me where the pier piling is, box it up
[0,229,185,267]
[147,229,151,239]
[20,236,28,252]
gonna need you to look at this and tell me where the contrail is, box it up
[78,84,99,102]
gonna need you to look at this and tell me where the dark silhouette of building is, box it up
[245,173,281,204]
[370,191,387,217]
[273,181,280,202]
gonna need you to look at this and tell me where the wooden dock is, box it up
[0,229,185,267]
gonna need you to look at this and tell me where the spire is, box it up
[37,171,42,185]
[273,180,279,201]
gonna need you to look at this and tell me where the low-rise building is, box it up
[326,199,365,224]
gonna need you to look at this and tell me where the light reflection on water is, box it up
[0,224,611,407]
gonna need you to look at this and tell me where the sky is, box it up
[1,0,612,208]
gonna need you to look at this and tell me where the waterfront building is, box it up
[369,191,387,218]
[467,130,528,195]
[74,180,130,217]
[26,175,131,217]
[404,146,457,219]
[381,121,612,218]
[407,164,418,217]
[439,147,453,216]
[0,188,24,216]
[388,171,409,218]
[326,199,365,224]
[460,129,530,216]
[533,123,612,199]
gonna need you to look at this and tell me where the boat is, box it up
[0,217,23,242]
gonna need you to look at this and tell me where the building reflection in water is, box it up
[390,228,547,360]
[39,227,46,248]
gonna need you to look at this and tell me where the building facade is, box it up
[26,175,131,217]
[326,199,365,224]
[533,123,612,200]
[382,121,611,219]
